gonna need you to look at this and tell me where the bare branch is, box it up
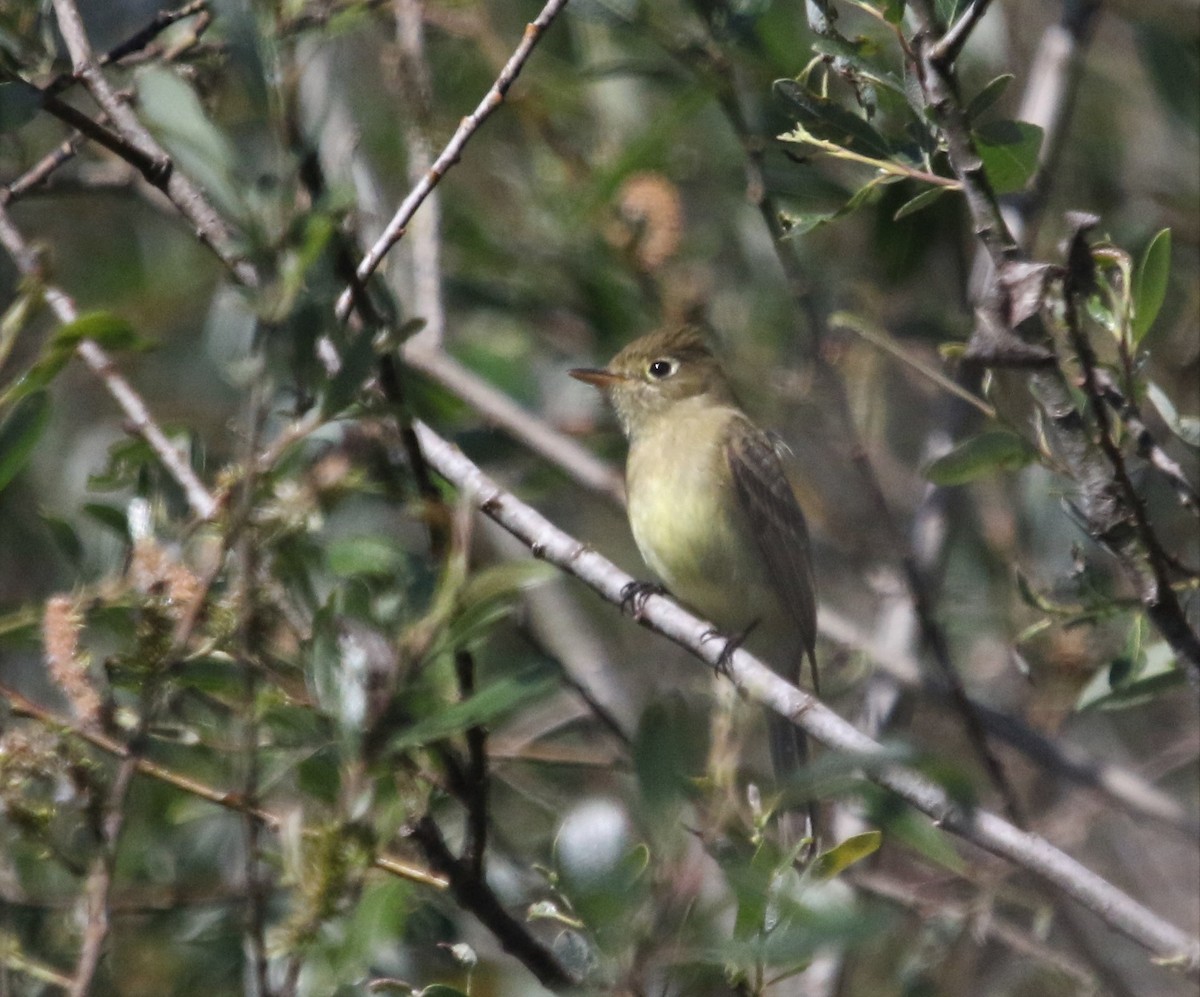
[0,203,219,521]
[930,0,997,66]
[49,0,257,288]
[410,815,576,990]
[335,0,570,321]
[410,417,1200,973]
[852,869,1098,991]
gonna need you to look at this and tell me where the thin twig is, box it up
[3,1,211,207]
[0,683,446,891]
[335,0,570,321]
[394,0,446,350]
[1093,370,1200,515]
[233,382,271,997]
[930,0,997,66]
[69,752,138,997]
[1,132,86,205]
[0,203,219,521]
[851,869,1098,991]
[1060,227,1200,672]
[49,0,256,288]
[908,0,1200,677]
[410,815,576,989]
[410,417,1200,973]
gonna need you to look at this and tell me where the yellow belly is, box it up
[625,404,777,633]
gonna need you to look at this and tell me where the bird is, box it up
[570,324,819,845]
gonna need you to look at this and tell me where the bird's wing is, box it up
[726,420,819,690]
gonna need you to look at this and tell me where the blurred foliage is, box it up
[0,0,1197,995]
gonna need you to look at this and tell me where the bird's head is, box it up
[569,325,735,438]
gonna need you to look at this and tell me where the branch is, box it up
[49,0,256,289]
[817,605,1199,837]
[69,752,137,997]
[907,0,1200,677]
[0,683,446,891]
[1094,370,1200,516]
[410,815,575,990]
[0,203,219,521]
[852,869,1098,990]
[334,0,570,321]
[3,2,211,207]
[409,418,1200,973]
[930,0,996,66]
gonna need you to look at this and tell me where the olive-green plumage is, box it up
[571,326,819,832]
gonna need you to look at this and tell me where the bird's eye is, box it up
[647,358,677,380]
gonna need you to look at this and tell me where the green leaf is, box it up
[447,560,558,650]
[923,430,1037,485]
[810,831,882,880]
[327,535,403,578]
[388,671,555,753]
[82,502,131,541]
[420,987,471,997]
[0,390,50,492]
[877,0,906,25]
[457,560,557,607]
[966,74,1015,122]
[1077,632,1183,711]
[0,282,44,372]
[934,0,972,26]
[781,175,896,236]
[635,697,706,816]
[136,65,244,220]
[0,312,142,407]
[40,511,83,566]
[892,185,948,221]
[52,311,140,351]
[775,80,894,159]
[1131,228,1171,343]
[0,349,72,406]
[973,120,1043,194]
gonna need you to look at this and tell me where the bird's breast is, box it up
[625,406,775,631]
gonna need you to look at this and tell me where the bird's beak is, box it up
[569,367,626,388]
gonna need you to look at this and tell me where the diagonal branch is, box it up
[0,204,218,521]
[907,0,1200,678]
[410,815,576,989]
[49,0,256,289]
[334,0,570,321]
[409,417,1200,974]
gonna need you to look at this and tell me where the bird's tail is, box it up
[768,711,817,850]
[768,648,820,855]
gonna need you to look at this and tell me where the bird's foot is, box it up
[704,620,759,678]
[620,580,665,619]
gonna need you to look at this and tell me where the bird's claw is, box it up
[704,621,758,678]
[620,580,665,618]
[700,623,753,676]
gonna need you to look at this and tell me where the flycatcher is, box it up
[570,325,819,838]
